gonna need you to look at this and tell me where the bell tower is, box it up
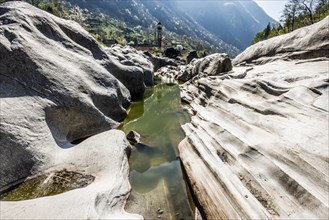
[155,22,163,48]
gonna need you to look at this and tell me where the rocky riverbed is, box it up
[1,1,328,219]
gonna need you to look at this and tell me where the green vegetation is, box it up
[0,0,71,17]
[0,0,213,56]
[253,0,329,44]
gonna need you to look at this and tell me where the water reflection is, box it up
[130,159,180,194]
[121,83,193,218]
[122,84,190,172]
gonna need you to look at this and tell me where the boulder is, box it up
[181,53,232,82]
[186,50,198,64]
[192,53,232,75]
[164,47,181,59]
[233,16,329,65]
[0,2,143,219]
[104,44,154,90]
[126,130,141,144]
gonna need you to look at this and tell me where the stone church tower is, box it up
[155,22,163,48]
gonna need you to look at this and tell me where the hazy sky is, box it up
[254,0,288,21]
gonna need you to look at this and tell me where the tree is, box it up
[282,0,301,31]
[264,22,271,38]
[317,0,329,9]
[253,0,328,45]
[315,0,329,18]
[300,0,316,23]
[29,0,42,6]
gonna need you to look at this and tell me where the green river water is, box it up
[120,83,195,219]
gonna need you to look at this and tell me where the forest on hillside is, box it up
[253,0,329,44]
[0,0,215,56]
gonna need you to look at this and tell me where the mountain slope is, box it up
[174,0,276,50]
[67,0,275,55]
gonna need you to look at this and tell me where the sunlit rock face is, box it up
[178,17,329,219]
[233,16,329,65]
[103,44,154,97]
[0,1,148,219]
[155,53,232,82]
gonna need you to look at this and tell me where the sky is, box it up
[254,0,288,21]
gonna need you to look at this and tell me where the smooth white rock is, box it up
[179,59,329,219]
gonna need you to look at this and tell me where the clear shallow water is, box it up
[120,83,194,219]
[0,170,94,201]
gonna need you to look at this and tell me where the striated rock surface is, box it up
[179,17,329,219]
[233,16,329,65]
[0,1,146,219]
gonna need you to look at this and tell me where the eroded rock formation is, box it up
[0,1,149,219]
[178,17,329,219]
[104,44,154,95]
[1,131,141,219]
[155,53,232,82]
[233,16,329,65]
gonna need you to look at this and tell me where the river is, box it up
[120,83,195,219]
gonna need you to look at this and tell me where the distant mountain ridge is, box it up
[67,0,275,56]
[176,1,276,50]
